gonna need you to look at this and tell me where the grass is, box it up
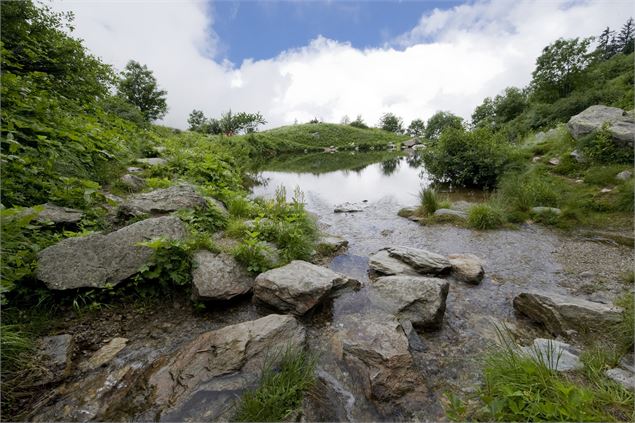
[234,346,317,422]
[467,204,505,229]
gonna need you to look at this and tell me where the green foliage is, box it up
[117,60,167,122]
[379,113,404,133]
[134,238,193,295]
[419,188,441,215]
[349,115,369,129]
[467,204,505,230]
[578,124,634,164]
[234,346,317,422]
[424,111,464,141]
[233,230,278,274]
[422,126,521,188]
[176,204,228,234]
[472,87,529,132]
[407,118,425,136]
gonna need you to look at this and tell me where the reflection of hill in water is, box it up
[258,151,406,175]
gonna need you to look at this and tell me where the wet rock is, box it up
[120,184,208,216]
[35,334,74,385]
[150,314,305,421]
[513,291,623,337]
[136,157,167,166]
[254,260,360,315]
[616,170,633,181]
[119,174,145,192]
[316,234,349,255]
[606,367,635,391]
[336,313,426,409]
[433,208,467,220]
[448,253,484,284]
[334,203,363,213]
[191,250,253,301]
[82,338,128,371]
[397,207,416,218]
[368,249,419,276]
[32,203,83,225]
[370,275,449,330]
[36,216,187,290]
[520,338,582,372]
[567,105,635,148]
[386,246,451,275]
[530,206,561,216]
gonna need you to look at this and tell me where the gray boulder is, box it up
[370,275,449,329]
[34,203,84,225]
[606,368,635,391]
[119,174,146,192]
[149,314,305,421]
[191,250,253,301]
[531,206,561,216]
[315,234,349,255]
[36,216,187,290]
[513,291,623,337]
[254,260,360,315]
[386,246,451,275]
[567,105,635,148]
[136,157,167,167]
[616,170,633,181]
[520,338,582,372]
[120,184,208,216]
[433,208,467,220]
[448,253,484,284]
[368,249,419,276]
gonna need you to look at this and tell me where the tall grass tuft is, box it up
[234,346,317,422]
[467,203,504,229]
[418,187,450,216]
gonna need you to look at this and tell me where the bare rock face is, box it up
[335,313,426,412]
[120,184,208,217]
[386,246,451,275]
[35,334,74,385]
[149,314,306,421]
[191,250,253,301]
[254,260,360,315]
[81,338,129,371]
[513,291,623,337]
[370,276,449,330]
[36,216,187,290]
[448,253,484,284]
[567,105,635,148]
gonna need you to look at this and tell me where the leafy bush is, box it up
[578,124,634,164]
[467,204,505,229]
[422,127,521,188]
[234,346,317,422]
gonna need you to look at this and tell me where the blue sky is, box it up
[212,1,458,64]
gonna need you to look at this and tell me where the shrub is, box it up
[496,171,559,212]
[467,203,504,229]
[578,124,634,164]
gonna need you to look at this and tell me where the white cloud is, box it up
[52,0,632,129]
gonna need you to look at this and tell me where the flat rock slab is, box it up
[513,291,623,337]
[120,184,208,216]
[448,253,484,284]
[254,260,360,315]
[35,334,74,385]
[82,337,128,371]
[520,338,582,372]
[36,216,187,290]
[370,275,449,329]
[149,314,305,421]
[23,203,84,225]
[191,250,253,301]
[368,249,419,276]
[386,246,451,275]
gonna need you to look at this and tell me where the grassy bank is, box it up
[257,150,404,174]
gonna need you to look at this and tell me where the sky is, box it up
[52,0,633,129]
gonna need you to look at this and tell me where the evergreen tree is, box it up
[617,17,634,54]
[597,26,616,59]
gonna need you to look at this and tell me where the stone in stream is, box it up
[386,246,451,275]
[254,260,360,315]
[119,184,208,217]
[36,216,187,290]
[368,249,419,276]
[191,250,253,301]
[512,291,623,337]
[370,275,449,330]
[150,314,305,421]
[315,234,349,256]
[34,334,75,385]
[520,338,582,372]
[335,313,426,413]
[448,253,484,284]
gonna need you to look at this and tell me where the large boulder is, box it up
[385,246,451,275]
[513,291,623,337]
[149,314,305,421]
[567,105,635,148]
[34,203,84,225]
[335,313,426,410]
[448,253,484,284]
[368,249,419,276]
[120,184,208,216]
[36,216,187,290]
[370,276,449,329]
[254,261,360,315]
[191,250,253,301]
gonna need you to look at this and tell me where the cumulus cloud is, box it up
[53,0,632,129]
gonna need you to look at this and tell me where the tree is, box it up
[530,37,593,101]
[117,60,168,121]
[424,111,463,141]
[617,17,634,54]
[187,109,206,131]
[349,115,368,129]
[596,26,617,59]
[472,97,496,128]
[379,113,404,133]
[407,119,425,137]
[340,115,351,125]
[218,110,266,136]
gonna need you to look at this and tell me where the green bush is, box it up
[422,127,521,188]
[467,203,505,229]
[496,171,559,212]
[578,125,634,164]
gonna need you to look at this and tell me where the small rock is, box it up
[448,253,484,284]
[136,157,167,167]
[120,184,208,217]
[530,206,561,216]
[82,338,128,370]
[569,149,584,162]
[532,156,542,163]
[433,208,467,220]
[119,174,146,192]
[616,170,633,181]
[191,250,253,301]
[605,368,635,391]
[34,203,84,225]
[600,187,613,193]
[35,334,74,385]
[548,158,560,166]
[386,246,451,275]
[520,338,582,372]
[380,229,394,237]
